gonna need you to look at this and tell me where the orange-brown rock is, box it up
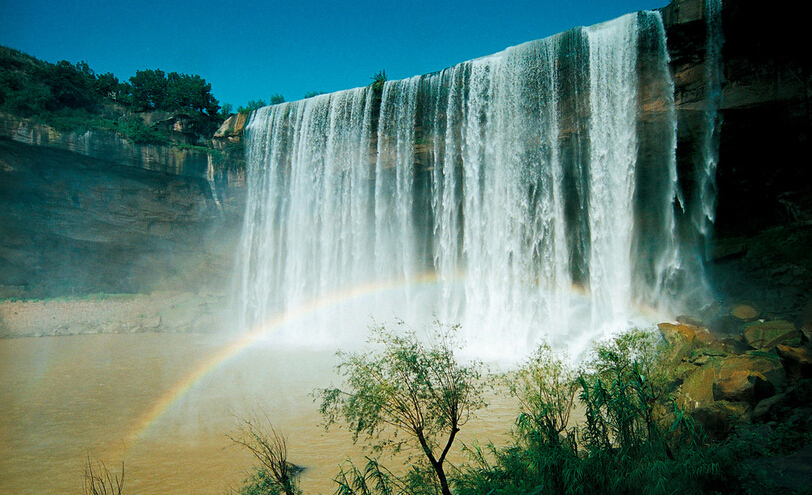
[732,304,760,321]
[713,369,775,404]
[658,322,715,347]
[776,345,812,380]
[678,366,716,411]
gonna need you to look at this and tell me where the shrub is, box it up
[231,413,301,495]
[317,321,486,495]
[119,115,170,144]
[454,329,730,495]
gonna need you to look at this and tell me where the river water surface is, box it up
[0,333,515,494]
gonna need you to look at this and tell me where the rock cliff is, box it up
[663,0,811,316]
[0,115,245,298]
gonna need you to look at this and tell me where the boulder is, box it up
[752,391,789,422]
[776,344,812,380]
[692,401,751,441]
[678,366,716,411]
[676,314,705,327]
[720,354,786,389]
[213,112,249,139]
[794,299,812,344]
[659,322,715,346]
[712,369,775,404]
[743,320,802,349]
[687,347,727,366]
[732,304,760,321]
[709,315,746,337]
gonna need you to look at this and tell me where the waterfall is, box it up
[236,11,711,360]
[696,0,724,258]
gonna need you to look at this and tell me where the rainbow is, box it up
[126,273,446,444]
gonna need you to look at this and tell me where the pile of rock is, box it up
[659,303,812,440]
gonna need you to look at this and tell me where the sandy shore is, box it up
[0,291,233,338]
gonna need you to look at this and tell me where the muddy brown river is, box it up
[0,333,515,494]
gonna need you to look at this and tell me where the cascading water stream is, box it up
[236,10,714,360]
[696,0,724,258]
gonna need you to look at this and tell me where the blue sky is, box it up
[1,0,666,109]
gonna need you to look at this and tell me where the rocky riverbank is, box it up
[657,303,812,491]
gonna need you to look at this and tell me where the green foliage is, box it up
[165,72,219,115]
[1,48,100,116]
[333,457,440,495]
[45,60,97,109]
[238,99,267,114]
[371,70,387,91]
[94,72,123,100]
[0,45,223,139]
[304,91,325,99]
[577,328,671,456]
[129,69,168,111]
[318,321,486,495]
[238,467,289,495]
[36,107,117,133]
[454,329,736,495]
[128,69,220,132]
[119,115,170,144]
[269,94,286,105]
[510,343,578,446]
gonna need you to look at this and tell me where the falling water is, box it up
[237,11,711,360]
[696,0,724,258]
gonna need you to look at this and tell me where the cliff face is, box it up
[663,0,811,314]
[0,117,245,298]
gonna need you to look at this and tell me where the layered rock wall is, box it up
[0,117,245,298]
[663,0,812,313]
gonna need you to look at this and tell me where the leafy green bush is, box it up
[453,329,734,495]
[371,70,387,91]
[119,115,170,144]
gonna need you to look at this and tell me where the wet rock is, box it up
[709,314,745,337]
[743,320,801,350]
[693,401,751,441]
[794,300,812,344]
[713,369,775,404]
[732,304,760,321]
[752,390,789,422]
[676,314,705,327]
[679,366,716,411]
[659,322,716,347]
[721,354,786,390]
[688,350,724,366]
[660,322,721,367]
[776,345,812,380]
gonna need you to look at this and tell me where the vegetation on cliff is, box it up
[0,44,265,164]
[0,46,220,137]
